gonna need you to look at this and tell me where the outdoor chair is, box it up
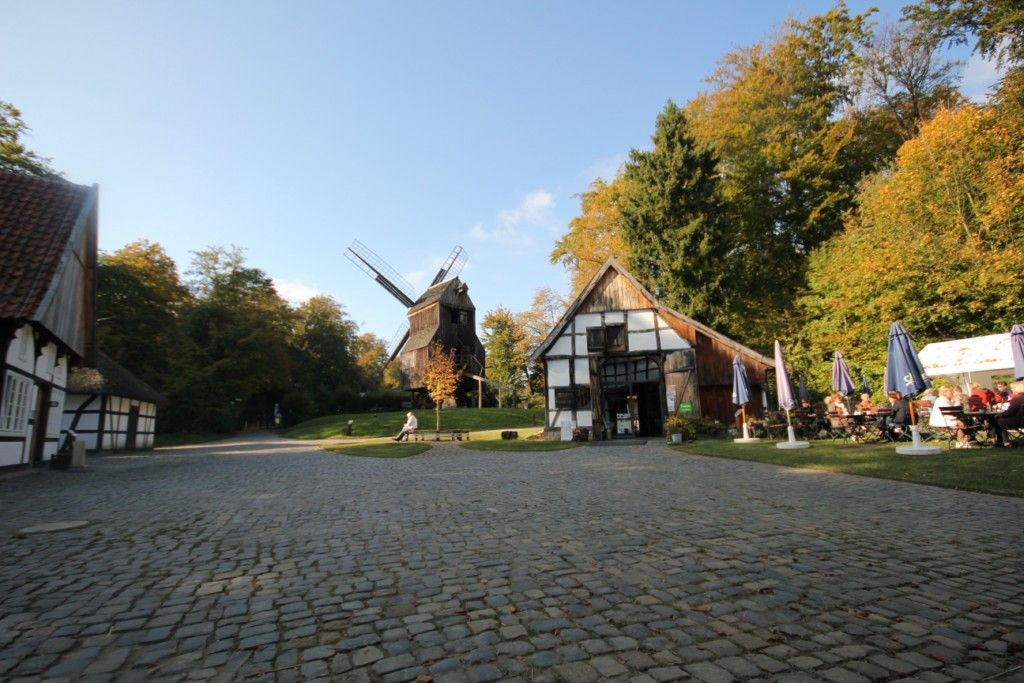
[936,406,983,448]
[827,414,856,443]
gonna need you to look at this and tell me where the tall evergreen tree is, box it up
[620,101,731,328]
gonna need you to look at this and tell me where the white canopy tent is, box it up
[917,333,1014,390]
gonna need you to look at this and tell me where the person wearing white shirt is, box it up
[930,386,969,447]
[394,412,418,441]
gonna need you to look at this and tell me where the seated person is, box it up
[995,380,1011,402]
[992,381,1024,447]
[951,385,966,406]
[930,386,970,448]
[916,387,937,407]
[969,382,996,410]
[856,393,877,413]
[828,392,849,416]
[888,391,909,424]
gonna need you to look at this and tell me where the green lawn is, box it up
[323,442,431,458]
[282,407,544,440]
[672,439,1024,497]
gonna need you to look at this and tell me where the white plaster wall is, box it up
[549,335,573,356]
[629,331,658,351]
[659,327,692,350]
[547,359,570,386]
[604,311,624,323]
[573,359,590,384]
[627,310,655,330]
[575,313,602,328]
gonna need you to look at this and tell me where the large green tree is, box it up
[0,101,56,176]
[795,101,1024,394]
[620,101,731,329]
[97,241,192,409]
[904,0,1024,69]
[687,3,879,346]
[291,295,358,412]
[481,307,528,408]
[184,246,295,432]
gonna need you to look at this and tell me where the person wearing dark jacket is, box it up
[992,381,1024,447]
[886,391,911,439]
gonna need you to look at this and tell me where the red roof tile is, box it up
[0,170,95,319]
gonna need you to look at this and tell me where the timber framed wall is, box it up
[62,394,156,451]
[0,324,69,467]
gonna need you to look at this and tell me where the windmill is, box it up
[345,241,485,399]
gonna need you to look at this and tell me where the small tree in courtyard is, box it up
[423,342,462,430]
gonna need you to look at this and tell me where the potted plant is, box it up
[664,415,686,443]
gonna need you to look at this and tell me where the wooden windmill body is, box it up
[345,242,485,399]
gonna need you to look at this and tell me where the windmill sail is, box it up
[431,245,467,286]
[345,240,417,308]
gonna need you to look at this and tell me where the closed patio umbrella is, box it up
[774,340,809,449]
[798,376,811,403]
[885,321,938,454]
[832,352,855,396]
[732,355,759,443]
[1011,324,1024,380]
[861,373,871,396]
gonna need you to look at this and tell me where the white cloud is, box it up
[273,278,319,305]
[961,51,1007,102]
[468,190,557,249]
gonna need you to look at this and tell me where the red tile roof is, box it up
[0,171,96,319]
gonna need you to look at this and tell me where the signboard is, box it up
[616,412,632,435]
[679,402,693,413]
[665,386,677,413]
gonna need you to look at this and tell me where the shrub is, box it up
[280,390,315,427]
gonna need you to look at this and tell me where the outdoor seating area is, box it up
[750,394,1023,449]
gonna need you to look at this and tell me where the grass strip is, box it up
[283,407,544,440]
[672,439,1023,497]
[323,442,431,458]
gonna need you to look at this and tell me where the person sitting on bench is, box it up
[394,412,417,441]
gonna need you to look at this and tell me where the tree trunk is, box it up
[436,404,441,431]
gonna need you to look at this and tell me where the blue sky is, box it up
[2,1,1001,341]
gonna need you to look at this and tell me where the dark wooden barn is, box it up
[531,258,773,438]
[397,277,486,399]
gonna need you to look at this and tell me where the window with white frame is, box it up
[2,374,32,432]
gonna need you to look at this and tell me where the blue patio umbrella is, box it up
[798,375,811,403]
[731,355,751,406]
[860,373,871,395]
[1011,324,1024,380]
[774,341,796,412]
[832,352,856,396]
[885,322,932,398]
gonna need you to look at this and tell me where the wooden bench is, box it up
[409,429,470,442]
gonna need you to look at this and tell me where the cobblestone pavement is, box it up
[1,433,1022,683]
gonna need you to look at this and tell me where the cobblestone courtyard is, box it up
[0,433,1021,683]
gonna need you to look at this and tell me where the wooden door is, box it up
[29,385,50,466]
[664,349,700,417]
[126,404,140,450]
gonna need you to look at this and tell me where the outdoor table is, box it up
[962,410,995,445]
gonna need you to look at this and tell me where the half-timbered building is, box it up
[531,259,773,438]
[62,352,163,451]
[0,171,97,468]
